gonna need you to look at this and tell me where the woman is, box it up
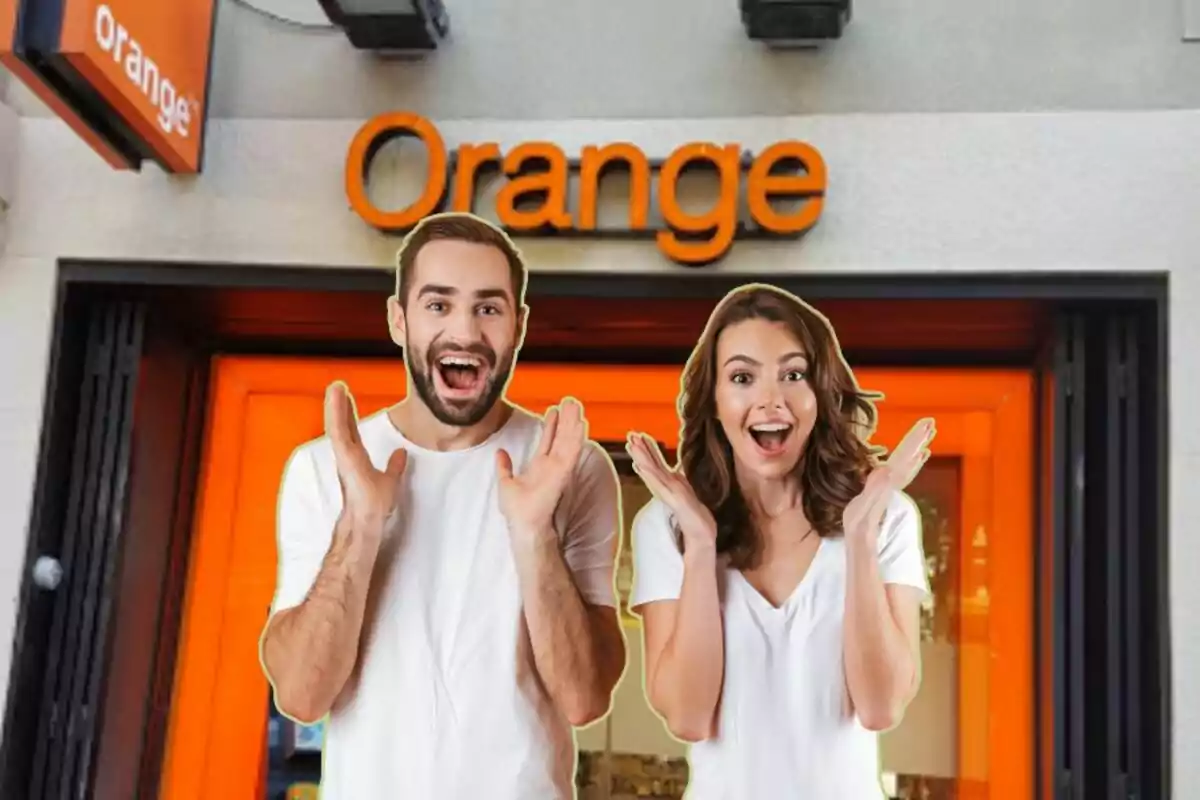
[626,283,933,799]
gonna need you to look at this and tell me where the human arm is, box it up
[627,434,725,742]
[261,504,386,724]
[509,533,625,727]
[259,383,407,724]
[842,419,934,731]
[843,499,927,730]
[498,400,625,726]
[506,441,627,726]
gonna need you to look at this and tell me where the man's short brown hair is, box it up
[394,212,529,307]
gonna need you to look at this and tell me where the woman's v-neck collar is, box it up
[734,536,829,613]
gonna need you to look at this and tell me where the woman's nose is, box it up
[755,384,785,410]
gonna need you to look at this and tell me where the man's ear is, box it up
[515,303,530,351]
[386,294,407,348]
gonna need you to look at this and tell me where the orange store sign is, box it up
[1,0,217,173]
[346,112,828,265]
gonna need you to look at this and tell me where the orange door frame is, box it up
[157,357,1033,800]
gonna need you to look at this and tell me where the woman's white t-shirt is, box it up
[629,490,929,800]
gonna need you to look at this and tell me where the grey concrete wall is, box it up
[8,0,1200,121]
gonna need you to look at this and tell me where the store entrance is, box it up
[156,356,1034,800]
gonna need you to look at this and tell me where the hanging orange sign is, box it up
[346,112,827,265]
[1,0,217,173]
[58,0,217,173]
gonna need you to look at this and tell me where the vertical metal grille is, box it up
[1050,309,1157,800]
[1051,313,1087,800]
[1107,314,1143,800]
[28,300,144,800]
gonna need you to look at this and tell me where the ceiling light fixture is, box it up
[317,0,450,53]
[740,0,851,47]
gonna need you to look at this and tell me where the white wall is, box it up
[1,108,1199,795]
[11,0,1200,121]
[0,252,56,726]
[7,111,1200,273]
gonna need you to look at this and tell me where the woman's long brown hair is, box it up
[674,284,883,570]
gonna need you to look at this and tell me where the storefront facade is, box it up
[0,2,1197,798]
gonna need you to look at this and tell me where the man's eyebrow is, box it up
[416,283,458,298]
[416,285,511,303]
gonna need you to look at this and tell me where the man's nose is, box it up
[444,306,482,342]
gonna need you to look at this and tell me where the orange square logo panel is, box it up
[57,0,218,173]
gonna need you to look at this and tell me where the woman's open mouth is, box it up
[748,422,793,456]
[433,354,489,400]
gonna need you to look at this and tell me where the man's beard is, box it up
[408,340,515,427]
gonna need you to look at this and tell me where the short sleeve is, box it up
[559,441,621,608]
[270,445,335,616]
[877,490,930,594]
[628,498,685,609]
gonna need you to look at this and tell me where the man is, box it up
[259,212,627,799]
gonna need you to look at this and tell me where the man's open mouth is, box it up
[748,422,793,455]
[434,354,488,397]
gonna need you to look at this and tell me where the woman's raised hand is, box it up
[626,432,718,548]
[843,417,935,539]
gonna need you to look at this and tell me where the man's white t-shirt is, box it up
[629,490,929,800]
[269,406,619,800]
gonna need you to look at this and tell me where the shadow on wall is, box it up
[0,85,18,232]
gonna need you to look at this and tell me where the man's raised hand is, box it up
[326,381,407,528]
[496,397,587,536]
